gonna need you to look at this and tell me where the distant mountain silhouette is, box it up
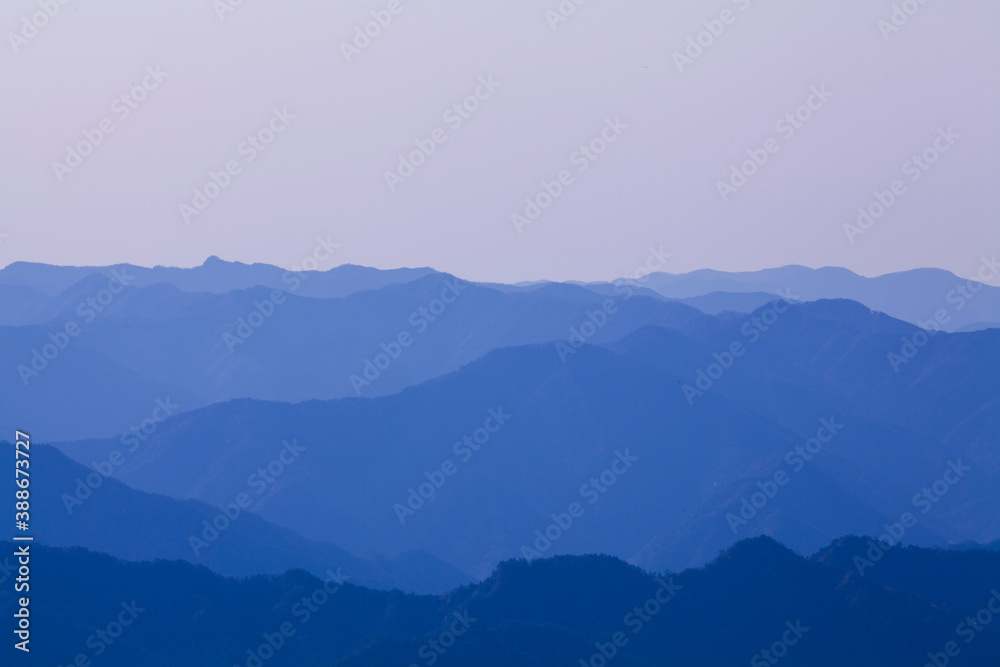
[5,261,1000,443]
[54,299,1000,577]
[609,299,1000,569]
[0,273,702,440]
[58,341,801,578]
[0,256,434,298]
[637,265,1000,331]
[9,444,468,593]
[4,259,999,328]
[674,290,791,314]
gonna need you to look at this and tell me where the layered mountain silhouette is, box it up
[4,260,998,442]
[2,537,997,666]
[52,298,1000,576]
[0,256,434,300]
[634,264,1000,331]
[0,271,702,440]
[4,259,999,329]
[4,259,999,662]
[7,444,467,593]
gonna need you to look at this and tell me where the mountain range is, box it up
[3,258,998,662]
[10,444,467,593]
[45,296,1000,577]
[3,536,997,666]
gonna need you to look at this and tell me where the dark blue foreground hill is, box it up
[2,537,997,666]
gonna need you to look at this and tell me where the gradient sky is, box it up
[2,0,998,283]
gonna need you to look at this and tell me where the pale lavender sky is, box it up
[2,0,998,283]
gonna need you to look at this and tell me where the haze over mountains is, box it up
[11,445,467,593]
[1,259,995,584]
[2,258,1000,442]
[3,258,999,663]
[0,258,1000,667]
[49,302,1000,577]
[0,255,434,299]
[9,0,995,661]
[630,263,1000,332]
[0,266,704,441]
[3,257,1000,329]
